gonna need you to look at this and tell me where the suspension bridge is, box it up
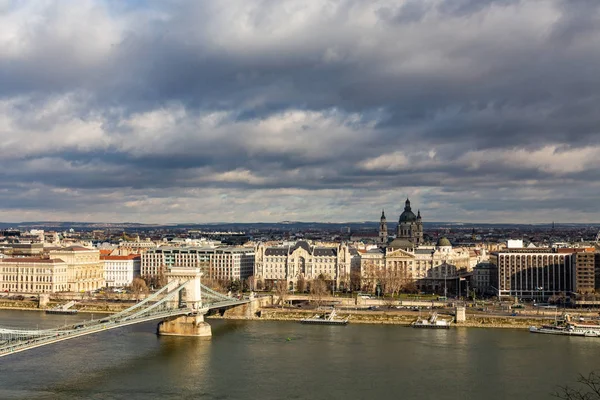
[0,267,251,358]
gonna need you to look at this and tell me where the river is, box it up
[0,310,598,399]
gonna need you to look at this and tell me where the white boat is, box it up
[412,312,451,329]
[529,314,600,337]
[300,309,349,325]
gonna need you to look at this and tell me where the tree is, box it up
[131,277,148,301]
[402,281,418,294]
[350,269,362,292]
[310,277,328,308]
[275,279,288,308]
[338,270,350,292]
[156,267,168,288]
[554,371,600,399]
[296,275,306,293]
[247,276,255,291]
[228,279,241,293]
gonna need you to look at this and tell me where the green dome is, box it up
[399,210,417,223]
[437,237,452,247]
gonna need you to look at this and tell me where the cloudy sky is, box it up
[1,0,599,224]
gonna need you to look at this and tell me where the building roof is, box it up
[55,246,96,252]
[2,258,65,264]
[101,255,141,261]
[264,247,289,256]
[388,238,414,249]
[437,237,452,247]
[313,247,337,256]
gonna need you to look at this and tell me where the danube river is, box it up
[0,310,599,399]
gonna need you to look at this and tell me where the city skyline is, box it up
[2,1,600,224]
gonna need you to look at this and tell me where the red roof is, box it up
[101,255,141,261]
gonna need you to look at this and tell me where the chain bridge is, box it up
[0,267,250,358]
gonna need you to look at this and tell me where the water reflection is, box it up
[1,311,599,400]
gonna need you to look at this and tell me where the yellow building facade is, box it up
[49,246,105,292]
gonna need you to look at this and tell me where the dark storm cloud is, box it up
[2,0,600,222]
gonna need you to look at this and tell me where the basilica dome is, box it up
[399,209,417,223]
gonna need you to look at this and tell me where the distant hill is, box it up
[0,221,597,231]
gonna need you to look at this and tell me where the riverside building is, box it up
[254,241,352,291]
[141,246,254,282]
[49,246,105,292]
[102,254,141,287]
[491,248,574,300]
[0,258,69,293]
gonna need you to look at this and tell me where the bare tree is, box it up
[156,266,168,288]
[554,371,600,399]
[338,270,350,293]
[350,269,361,292]
[247,275,255,291]
[131,277,148,301]
[310,277,328,308]
[275,279,288,308]
[361,262,378,293]
[296,275,306,293]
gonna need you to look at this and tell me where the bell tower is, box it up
[379,209,388,248]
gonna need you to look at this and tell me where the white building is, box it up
[0,258,69,293]
[102,254,141,287]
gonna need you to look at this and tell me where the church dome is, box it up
[436,237,452,247]
[399,209,417,223]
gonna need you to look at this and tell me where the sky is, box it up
[1,0,600,224]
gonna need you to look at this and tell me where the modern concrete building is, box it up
[102,254,141,287]
[491,248,573,300]
[141,246,254,282]
[207,247,255,282]
[141,247,213,278]
[573,249,600,294]
[0,258,69,293]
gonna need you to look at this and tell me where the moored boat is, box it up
[300,309,349,325]
[529,313,600,337]
[412,312,451,329]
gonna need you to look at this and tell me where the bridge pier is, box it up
[157,313,211,337]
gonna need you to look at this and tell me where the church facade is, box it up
[362,199,472,293]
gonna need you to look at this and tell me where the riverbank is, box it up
[214,308,551,329]
[0,299,131,314]
[0,300,574,329]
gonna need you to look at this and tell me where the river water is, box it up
[0,310,598,399]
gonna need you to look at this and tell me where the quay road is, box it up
[283,294,600,319]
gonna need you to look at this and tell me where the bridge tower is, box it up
[157,267,212,337]
[165,266,204,311]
